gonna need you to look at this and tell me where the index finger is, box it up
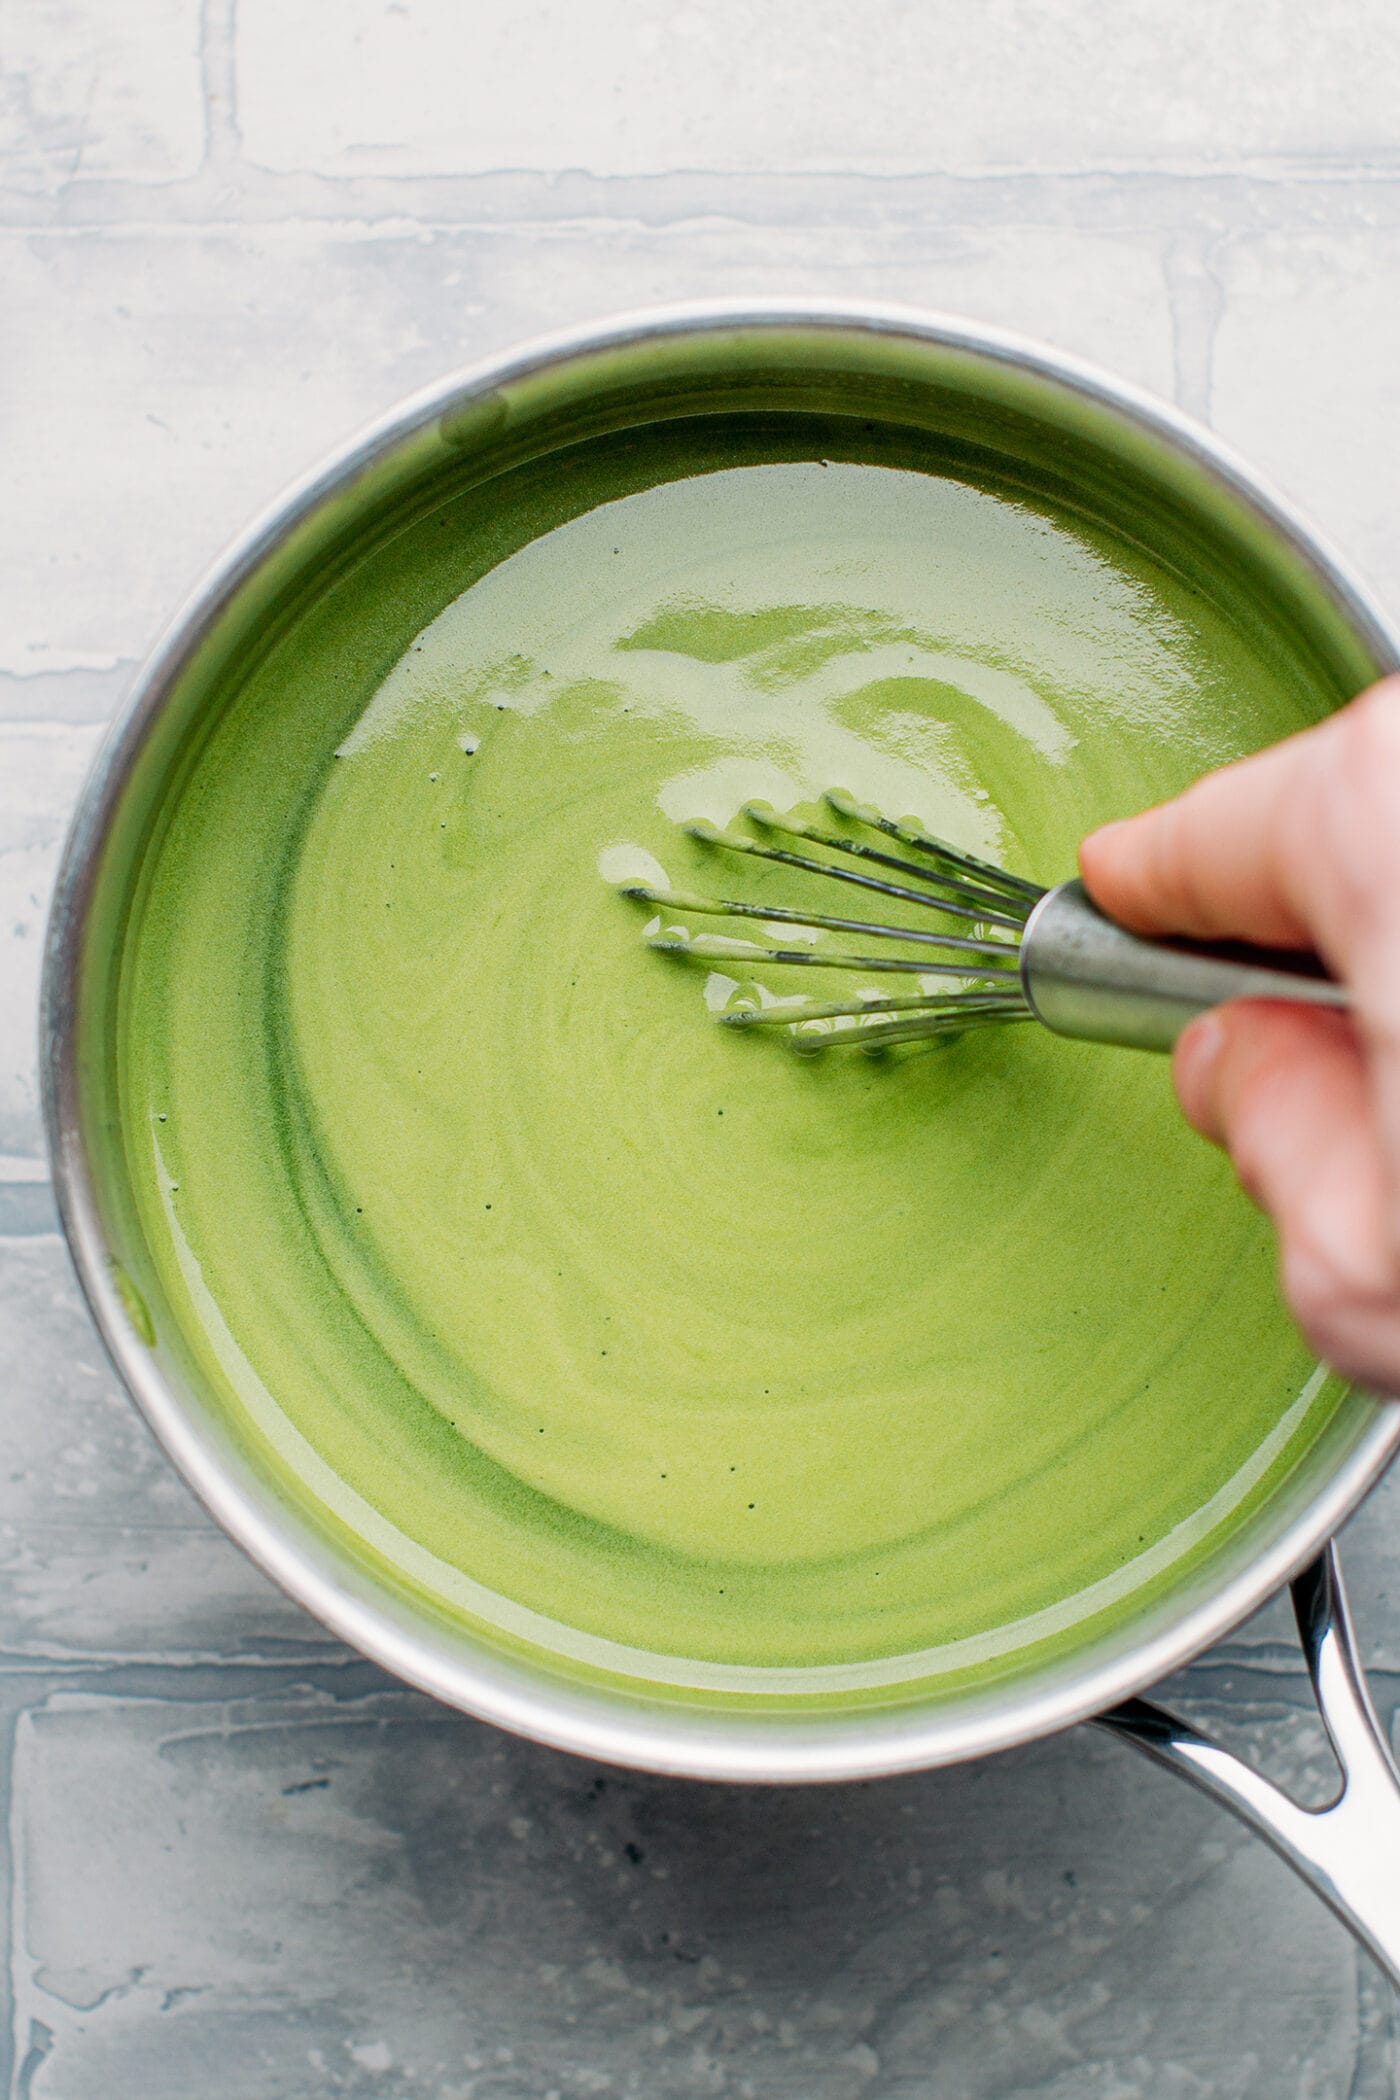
[1078,676,1400,997]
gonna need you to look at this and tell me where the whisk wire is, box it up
[626,884,1016,960]
[628,794,1042,1049]
[740,803,1029,926]
[720,990,1025,1028]
[646,931,1022,979]
[822,791,1045,904]
[681,822,1023,932]
[798,1007,1036,1051]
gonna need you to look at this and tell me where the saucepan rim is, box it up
[40,296,1400,1783]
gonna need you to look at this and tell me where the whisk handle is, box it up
[1020,879,1347,1053]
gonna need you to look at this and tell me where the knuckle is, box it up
[1157,794,1222,934]
[1226,1114,1272,1210]
[1281,1230,1400,1369]
[1281,1246,1345,1356]
[1314,691,1400,928]
[1350,673,1400,745]
[1217,1024,1301,1178]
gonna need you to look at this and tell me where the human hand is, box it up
[1079,676,1400,1395]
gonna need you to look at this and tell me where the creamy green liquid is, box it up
[118,438,1347,1702]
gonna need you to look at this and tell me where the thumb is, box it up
[1174,1001,1400,1389]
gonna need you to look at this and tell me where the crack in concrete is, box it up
[198,0,242,177]
[1346,1947,1400,2100]
[14,167,1400,241]
[1164,229,1228,423]
[11,2018,50,2100]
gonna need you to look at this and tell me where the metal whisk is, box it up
[620,790,1346,1053]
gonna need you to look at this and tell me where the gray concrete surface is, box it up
[5,3,1400,2092]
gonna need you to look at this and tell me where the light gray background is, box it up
[5,3,1400,2093]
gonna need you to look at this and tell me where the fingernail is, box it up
[1174,1013,1226,1135]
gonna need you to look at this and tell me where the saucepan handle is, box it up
[1097,1544,1400,1986]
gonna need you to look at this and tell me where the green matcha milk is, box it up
[113,421,1350,1703]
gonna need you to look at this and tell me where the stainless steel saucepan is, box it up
[40,301,1400,1983]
